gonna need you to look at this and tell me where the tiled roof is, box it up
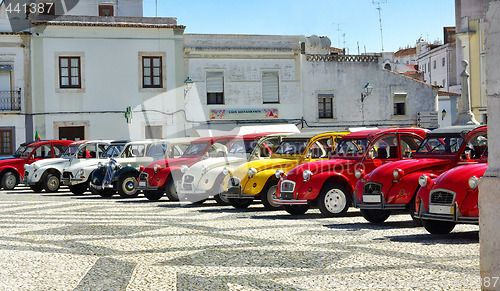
[395,47,416,57]
[438,91,460,96]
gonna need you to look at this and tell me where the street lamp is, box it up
[184,76,193,96]
[360,83,373,125]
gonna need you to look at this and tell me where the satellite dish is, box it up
[320,37,331,49]
[308,35,320,47]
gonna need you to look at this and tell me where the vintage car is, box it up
[354,125,487,224]
[23,140,94,192]
[0,139,73,190]
[223,131,349,210]
[414,148,488,234]
[137,135,237,201]
[60,140,128,194]
[178,133,294,205]
[90,139,192,198]
[274,128,428,217]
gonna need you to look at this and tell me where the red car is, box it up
[274,128,428,217]
[0,140,73,190]
[414,148,487,234]
[137,135,242,201]
[354,125,487,224]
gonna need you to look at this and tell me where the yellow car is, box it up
[222,131,349,210]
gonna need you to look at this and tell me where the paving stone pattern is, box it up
[0,188,480,290]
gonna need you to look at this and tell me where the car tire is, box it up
[97,189,115,197]
[422,219,456,234]
[227,198,253,209]
[360,209,391,223]
[283,205,309,215]
[165,180,179,201]
[1,171,18,190]
[408,194,423,226]
[43,173,60,193]
[144,190,164,201]
[30,184,44,193]
[260,182,282,210]
[214,194,229,206]
[117,173,139,198]
[69,183,87,195]
[318,183,350,217]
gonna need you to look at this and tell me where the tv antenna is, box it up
[373,0,388,52]
[332,22,346,49]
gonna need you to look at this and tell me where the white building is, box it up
[30,14,186,141]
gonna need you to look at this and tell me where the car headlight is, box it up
[222,167,232,176]
[248,167,257,178]
[77,169,84,176]
[418,175,428,187]
[111,163,117,170]
[202,165,209,175]
[393,169,404,180]
[355,169,365,179]
[303,170,313,181]
[154,164,162,173]
[98,162,105,168]
[181,165,189,173]
[275,169,285,179]
[33,164,40,170]
[468,176,479,189]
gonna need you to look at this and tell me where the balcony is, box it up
[0,90,22,111]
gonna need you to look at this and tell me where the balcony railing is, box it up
[0,90,22,111]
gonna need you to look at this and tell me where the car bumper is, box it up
[136,179,159,191]
[61,177,85,186]
[415,201,479,224]
[353,194,406,210]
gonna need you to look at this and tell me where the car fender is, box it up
[113,166,139,183]
[387,172,431,205]
[195,166,225,191]
[243,169,277,195]
[0,165,21,179]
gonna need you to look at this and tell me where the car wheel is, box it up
[69,183,87,195]
[214,194,229,206]
[1,171,18,190]
[422,219,456,234]
[144,190,164,201]
[97,189,115,198]
[165,180,179,201]
[409,194,423,226]
[43,173,60,193]
[117,173,139,198]
[283,205,309,215]
[30,184,44,193]
[260,182,282,210]
[227,198,253,209]
[318,184,350,217]
[360,209,391,223]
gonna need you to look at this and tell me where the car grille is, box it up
[139,172,148,181]
[103,159,119,185]
[281,180,295,193]
[184,175,195,184]
[182,183,193,191]
[24,171,29,178]
[227,177,241,188]
[430,190,455,205]
[280,192,294,200]
[364,182,382,195]
[63,172,73,179]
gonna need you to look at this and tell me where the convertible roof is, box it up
[426,125,486,137]
[342,127,428,139]
[282,131,345,140]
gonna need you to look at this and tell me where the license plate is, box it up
[429,205,454,215]
[363,195,381,203]
[183,184,192,191]
[139,181,146,187]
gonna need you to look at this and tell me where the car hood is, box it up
[287,158,357,177]
[433,163,488,190]
[64,158,107,172]
[187,156,245,173]
[145,157,198,171]
[0,157,24,166]
[367,158,452,181]
[28,158,69,169]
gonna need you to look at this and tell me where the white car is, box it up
[178,133,293,205]
[60,140,128,194]
[23,140,112,193]
[90,138,194,198]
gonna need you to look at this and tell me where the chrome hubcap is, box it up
[5,174,16,189]
[123,177,137,195]
[267,185,278,207]
[324,189,346,213]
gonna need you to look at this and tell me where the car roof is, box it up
[190,135,238,143]
[342,127,428,139]
[426,125,486,137]
[282,131,346,140]
[111,140,130,144]
[26,140,73,146]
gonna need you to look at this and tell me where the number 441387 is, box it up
[5,2,53,15]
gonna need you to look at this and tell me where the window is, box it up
[99,4,114,16]
[142,57,162,88]
[433,60,436,69]
[59,57,81,88]
[0,129,13,155]
[262,71,279,103]
[442,57,445,67]
[393,93,407,116]
[206,72,224,104]
[318,94,334,119]
[145,125,162,139]
[443,79,446,87]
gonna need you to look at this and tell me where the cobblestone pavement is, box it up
[0,187,480,290]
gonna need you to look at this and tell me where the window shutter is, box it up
[262,72,279,103]
[206,72,224,93]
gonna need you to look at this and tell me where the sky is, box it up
[143,0,456,54]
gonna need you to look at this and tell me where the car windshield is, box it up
[274,139,309,155]
[102,144,125,158]
[62,145,80,157]
[21,146,35,158]
[333,138,368,157]
[228,140,256,157]
[13,145,28,158]
[182,142,208,156]
[416,136,464,154]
